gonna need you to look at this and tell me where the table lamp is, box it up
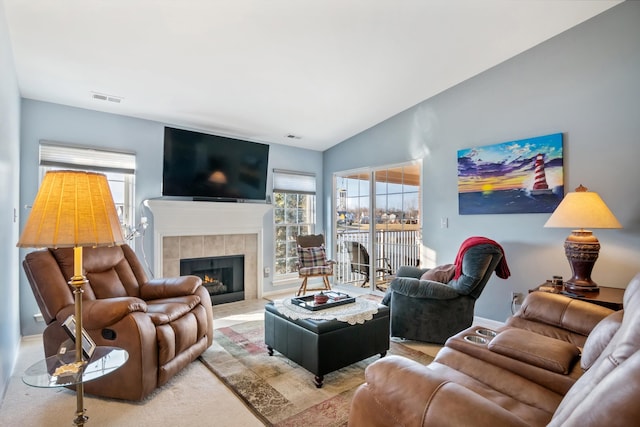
[544,184,621,292]
[17,170,124,426]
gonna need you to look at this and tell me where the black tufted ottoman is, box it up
[264,301,390,387]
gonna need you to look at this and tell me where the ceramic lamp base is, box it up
[563,230,600,292]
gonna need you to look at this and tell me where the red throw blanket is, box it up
[453,236,510,280]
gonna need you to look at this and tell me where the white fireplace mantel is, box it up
[145,199,272,236]
[145,199,273,298]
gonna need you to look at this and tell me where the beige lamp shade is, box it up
[17,170,125,248]
[544,185,621,230]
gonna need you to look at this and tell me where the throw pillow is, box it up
[297,245,327,268]
[420,264,455,283]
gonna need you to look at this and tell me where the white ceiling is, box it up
[4,1,621,151]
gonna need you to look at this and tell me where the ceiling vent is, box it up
[91,92,123,103]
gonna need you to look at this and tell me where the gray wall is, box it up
[0,0,21,401]
[324,1,640,322]
[19,100,323,336]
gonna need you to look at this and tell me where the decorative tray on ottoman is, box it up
[291,291,356,311]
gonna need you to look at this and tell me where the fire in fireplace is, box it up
[180,255,244,305]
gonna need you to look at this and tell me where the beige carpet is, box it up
[200,319,434,426]
[0,335,263,427]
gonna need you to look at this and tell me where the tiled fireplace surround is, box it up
[145,199,273,301]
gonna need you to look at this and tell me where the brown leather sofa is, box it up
[349,273,640,426]
[23,244,214,401]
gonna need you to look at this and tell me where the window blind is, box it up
[39,141,136,174]
[273,169,316,194]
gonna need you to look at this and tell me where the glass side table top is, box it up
[23,346,128,388]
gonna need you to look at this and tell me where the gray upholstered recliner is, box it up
[382,242,505,344]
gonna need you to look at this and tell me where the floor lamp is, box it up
[17,170,124,426]
[544,184,621,292]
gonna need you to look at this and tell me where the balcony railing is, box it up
[335,229,421,289]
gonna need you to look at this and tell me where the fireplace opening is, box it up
[180,255,244,305]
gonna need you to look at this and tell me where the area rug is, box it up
[199,319,434,427]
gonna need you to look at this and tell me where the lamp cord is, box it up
[139,227,154,278]
[137,201,154,278]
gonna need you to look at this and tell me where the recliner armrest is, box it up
[140,275,202,300]
[351,355,528,427]
[57,297,147,330]
[390,277,460,300]
[488,328,580,374]
[395,265,428,279]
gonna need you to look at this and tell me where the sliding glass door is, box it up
[334,162,421,293]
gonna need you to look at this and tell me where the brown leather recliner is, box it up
[23,244,214,401]
[349,273,640,426]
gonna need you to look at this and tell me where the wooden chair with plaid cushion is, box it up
[296,234,334,296]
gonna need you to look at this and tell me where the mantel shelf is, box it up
[145,199,273,235]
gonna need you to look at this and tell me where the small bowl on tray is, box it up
[314,292,329,304]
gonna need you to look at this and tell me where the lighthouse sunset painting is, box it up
[458,133,563,214]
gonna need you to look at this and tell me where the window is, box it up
[273,169,316,279]
[39,141,137,237]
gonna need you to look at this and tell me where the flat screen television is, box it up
[162,127,270,202]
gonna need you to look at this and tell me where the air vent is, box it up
[91,92,123,103]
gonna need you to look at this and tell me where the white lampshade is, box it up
[544,185,621,230]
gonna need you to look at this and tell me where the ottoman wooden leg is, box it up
[314,375,324,388]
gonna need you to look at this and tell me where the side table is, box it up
[23,346,128,425]
[530,283,624,311]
